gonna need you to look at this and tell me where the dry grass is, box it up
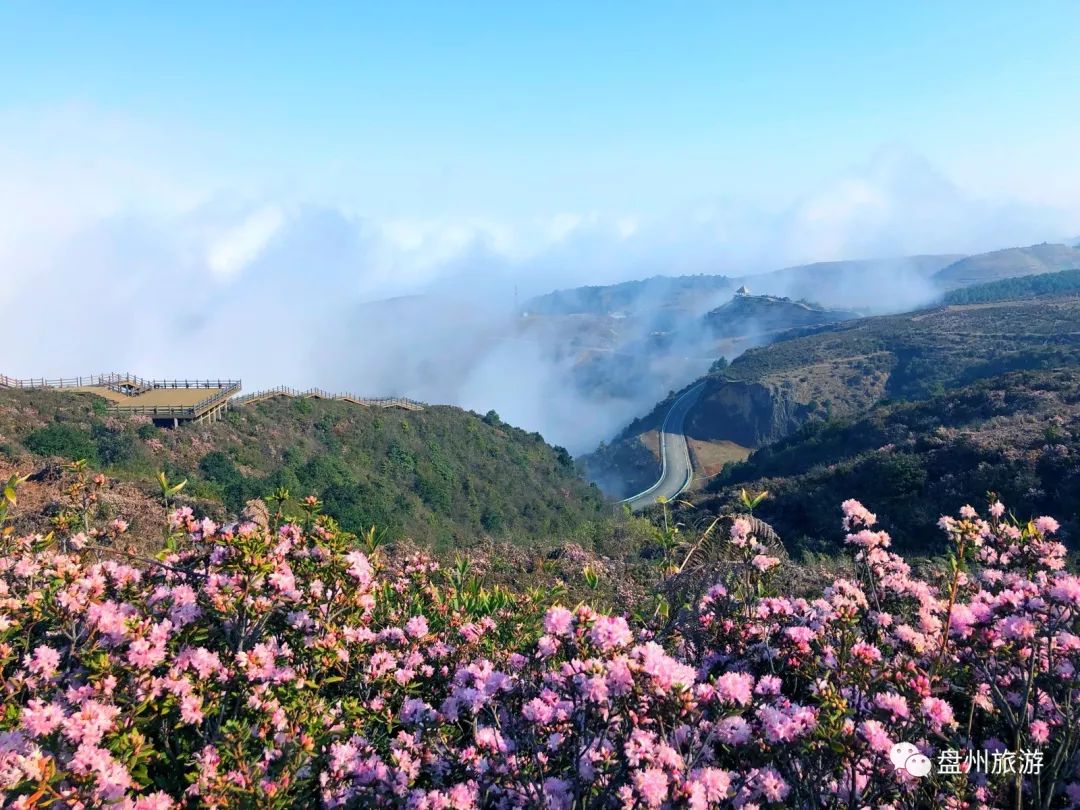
[687,438,751,479]
[0,458,226,555]
[638,429,661,461]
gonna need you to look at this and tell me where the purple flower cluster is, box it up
[0,495,1077,808]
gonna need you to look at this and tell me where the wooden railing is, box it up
[233,386,424,410]
[0,373,110,389]
[0,372,239,392]
[1,373,422,416]
[0,373,242,419]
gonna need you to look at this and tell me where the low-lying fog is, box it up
[4,149,1076,454]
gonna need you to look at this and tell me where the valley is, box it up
[580,252,1080,551]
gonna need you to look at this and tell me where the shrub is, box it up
[710,356,729,374]
[198,451,239,484]
[91,423,140,466]
[1046,423,1066,443]
[415,471,453,513]
[0,486,1077,808]
[136,423,159,441]
[552,445,573,469]
[24,422,98,462]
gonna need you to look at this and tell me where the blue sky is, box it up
[2,2,1080,401]
[3,2,1079,216]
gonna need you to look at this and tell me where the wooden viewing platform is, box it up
[0,373,240,425]
[0,373,424,424]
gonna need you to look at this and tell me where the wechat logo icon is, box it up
[890,742,932,777]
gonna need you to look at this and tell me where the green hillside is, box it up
[699,293,1080,428]
[942,267,1080,304]
[583,294,1080,497]
[693,369,1080,556]
[0,389,611,551]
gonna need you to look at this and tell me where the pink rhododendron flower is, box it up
[632,767,669,808]
[714,672,754,706]
[1035,516,1060,535]
[26,645,61,678]
[588,615,633,651]
[1030,719,1050,744]
[858,719,893,753]
[344,550,373,584]
[920,697,956,732]
[752,554,780,572]
[405,615,429,639]
[543,606,574,637]
[21,700,64,737]
[0,492,1076,808]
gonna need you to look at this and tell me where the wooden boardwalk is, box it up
[232,386,423,411]
[0,373,239,424]
[0,373,424,423]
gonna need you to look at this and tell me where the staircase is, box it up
[233,386,423,411]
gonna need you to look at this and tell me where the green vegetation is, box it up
[588,293,1080,515]
[931,241,1080,288]
[716,296,1080,400]
[578,433,660,499]
[0,389,613,552]
[24,423,99,462]
[694,369,1080,555]
[942,267,1080,304]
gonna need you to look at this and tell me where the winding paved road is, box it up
[621,382,705,511]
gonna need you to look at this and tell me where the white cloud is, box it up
[207,207,285,280]
[3,107,1080,449]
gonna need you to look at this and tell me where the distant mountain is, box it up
[531,245,1080,322]
[524,274,734,319]
[703,293,859,338]
[932,242,1080,290]
[524,255,964,318]
[741,255,963,310]
[336,243,1078,456]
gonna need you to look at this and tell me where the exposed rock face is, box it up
[578,432,661,499]
[686,380,814,448]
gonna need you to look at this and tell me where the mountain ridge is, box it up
[932,242,1080,290]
